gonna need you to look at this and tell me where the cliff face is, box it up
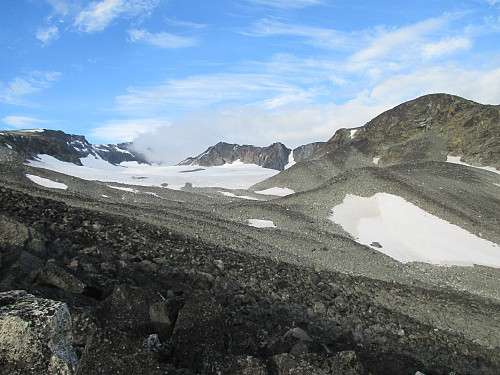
[0,129,148,165]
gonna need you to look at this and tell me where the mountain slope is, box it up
[252,93,500,192]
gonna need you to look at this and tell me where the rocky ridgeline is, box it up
[0,129,147,165]
[179,142,325,171]
[1,186,499,374]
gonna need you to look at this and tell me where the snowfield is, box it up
[26,174,68,190]
[28,154,278,190]
[331,193,500,268]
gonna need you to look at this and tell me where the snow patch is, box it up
[372,157,380,165]
[5,143,12,149]
[255,187,295,196]
[219,191,260,200]
[330,193,500,267]
[108,186,138,193]
[26,174,67,190]
[446,156,500,175]
[284,152,296,170]
[350,129,358,138]
[248,219,276,228]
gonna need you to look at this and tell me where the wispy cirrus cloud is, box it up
[246,18,359,51]
[2,116,48,129]
[115,73,303,115]
[74,0,160,33]
[0,72,61,105]
[127,29,198,48]
[245,0,325,8]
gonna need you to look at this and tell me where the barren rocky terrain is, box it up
[1,94,499,374]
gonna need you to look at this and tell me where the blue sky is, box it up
[1,0,500,164]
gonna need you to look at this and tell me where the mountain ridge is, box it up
[0,129,148,165]
[178,141,326,171]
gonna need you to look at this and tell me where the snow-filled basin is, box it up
[330,193,500,267]
[28,154,278,190]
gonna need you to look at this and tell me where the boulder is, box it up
[0,290,77,374]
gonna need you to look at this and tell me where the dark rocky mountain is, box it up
[252,93,500,192]
[0,129,148,165]
[179,141,325,171]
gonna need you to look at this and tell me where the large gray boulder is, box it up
[0,290,77,374]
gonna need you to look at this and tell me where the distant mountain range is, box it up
[0,129,148,166]
[0,129,325,171]
[178,141,325,171]
[0,94,498,175]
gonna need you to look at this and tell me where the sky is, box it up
[1,0,500,164]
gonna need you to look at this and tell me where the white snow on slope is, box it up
[28,154,278,190]
[446,156,500,175]
[255,187,295,196]
[350,129,358,138]
[248,219,276,228]
[26,174,67,190]
[284,152,296,170]
[331,193,500,267]
[219,191,260,200]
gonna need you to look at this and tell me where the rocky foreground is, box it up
[1,185,499,375]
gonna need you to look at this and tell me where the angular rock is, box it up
[0,290,77,374]
[38,263,87,295]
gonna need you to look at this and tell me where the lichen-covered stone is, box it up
[0,290,77,374]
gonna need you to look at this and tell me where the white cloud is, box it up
[0,72,61,105]
[127,29,197,48]
[74,0,160,33]
[74,0,125,32]
[422,36,472,59]
[2,116,48,129]
[349,18,445,66]
[36,26,60,45]
[89,117,168,142]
